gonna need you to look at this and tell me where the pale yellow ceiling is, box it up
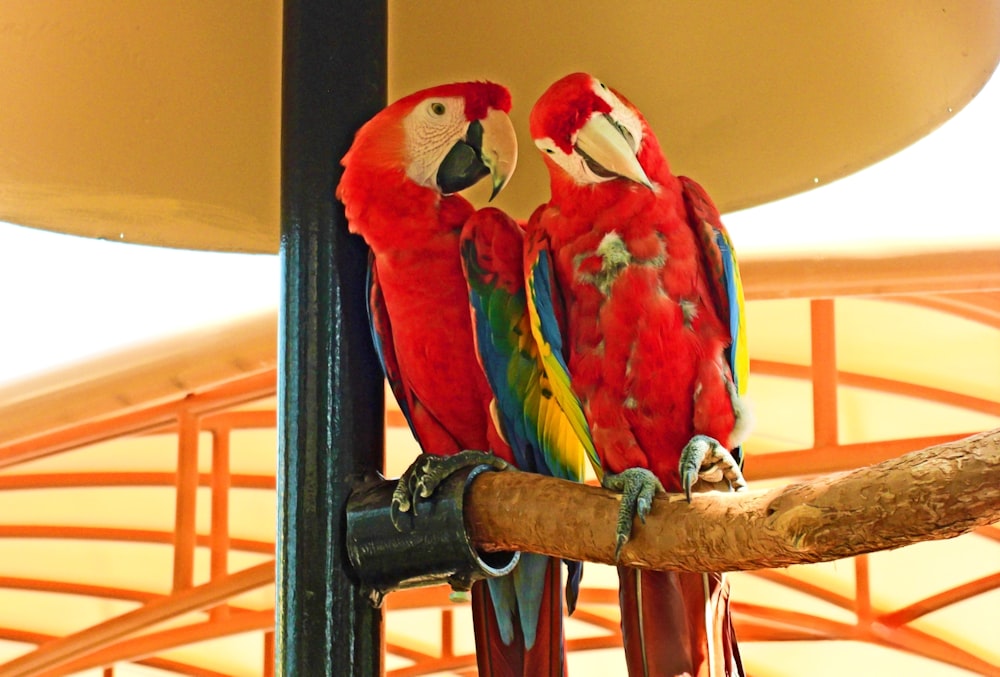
[1,1,998,252]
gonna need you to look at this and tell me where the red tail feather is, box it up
[471,559,567,677]
[617,568,743,677]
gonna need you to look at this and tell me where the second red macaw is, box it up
[525,72,751,676]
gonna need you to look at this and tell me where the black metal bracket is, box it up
[346,464,519,606]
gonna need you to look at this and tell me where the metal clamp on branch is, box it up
[346,463,518,606]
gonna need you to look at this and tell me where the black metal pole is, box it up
[277,1,387,675]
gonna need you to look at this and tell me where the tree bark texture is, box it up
[465,429,1000,572]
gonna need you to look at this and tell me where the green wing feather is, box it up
[463,208,596,642]
[460,208,597,482]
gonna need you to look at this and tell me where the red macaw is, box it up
[525,72,750,677]
[336,81,594,677]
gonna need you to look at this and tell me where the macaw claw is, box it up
[601,467,665,561]
[678,434,747,502]
[390,450,511,531]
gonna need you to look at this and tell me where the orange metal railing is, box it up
[0,266,997,675]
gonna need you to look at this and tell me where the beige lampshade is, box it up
[0,1,998,253]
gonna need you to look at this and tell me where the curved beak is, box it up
[436,108,518,199]
[479,107,518,200]
[574,114,652,189]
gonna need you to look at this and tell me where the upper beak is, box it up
[435,108,518,199]
[478,107,518,200]
[574,114,652,189]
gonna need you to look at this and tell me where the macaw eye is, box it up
[430,102,446,116]
[545,148,555,154]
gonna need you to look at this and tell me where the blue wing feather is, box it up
[529,252,571,379]
[460,209,594,481]
[714,228,746,394]
[524,233,602,480]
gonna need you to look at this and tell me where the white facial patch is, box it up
[534,135,615,186]
[402,95,469,189]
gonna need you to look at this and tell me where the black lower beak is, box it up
[575,144,621,179]
[436,120,490,194]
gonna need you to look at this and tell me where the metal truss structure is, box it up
[0,252,997,676]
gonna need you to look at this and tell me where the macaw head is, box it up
[529,72,656,190]
[340,81,517,200]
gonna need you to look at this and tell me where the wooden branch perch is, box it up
[465,428,1000,572]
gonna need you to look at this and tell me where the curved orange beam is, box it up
[0,370,276,470]
[868,621,1000,677]
[0,472,275,490]
[730,602,857,640]
[747,432,970,480]
[0,525,272,554]
[746,569,855,611]
[0,627,49,646]
[743,561,1000,676]
[877,572,1000,626]
[42,610,275,677]
[0,575,267,618]
[0,627,231,677]
[977,525,1000,543]
[0,562,273,677]
[0,576,154,604]
[892,293,1000,329]
[734,623,838,642]
[753,359,1000,416]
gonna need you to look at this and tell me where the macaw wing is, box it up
[461,207,597,483]
[680,176,748,398]
[522,220,602,481]
[367,255,420,439]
